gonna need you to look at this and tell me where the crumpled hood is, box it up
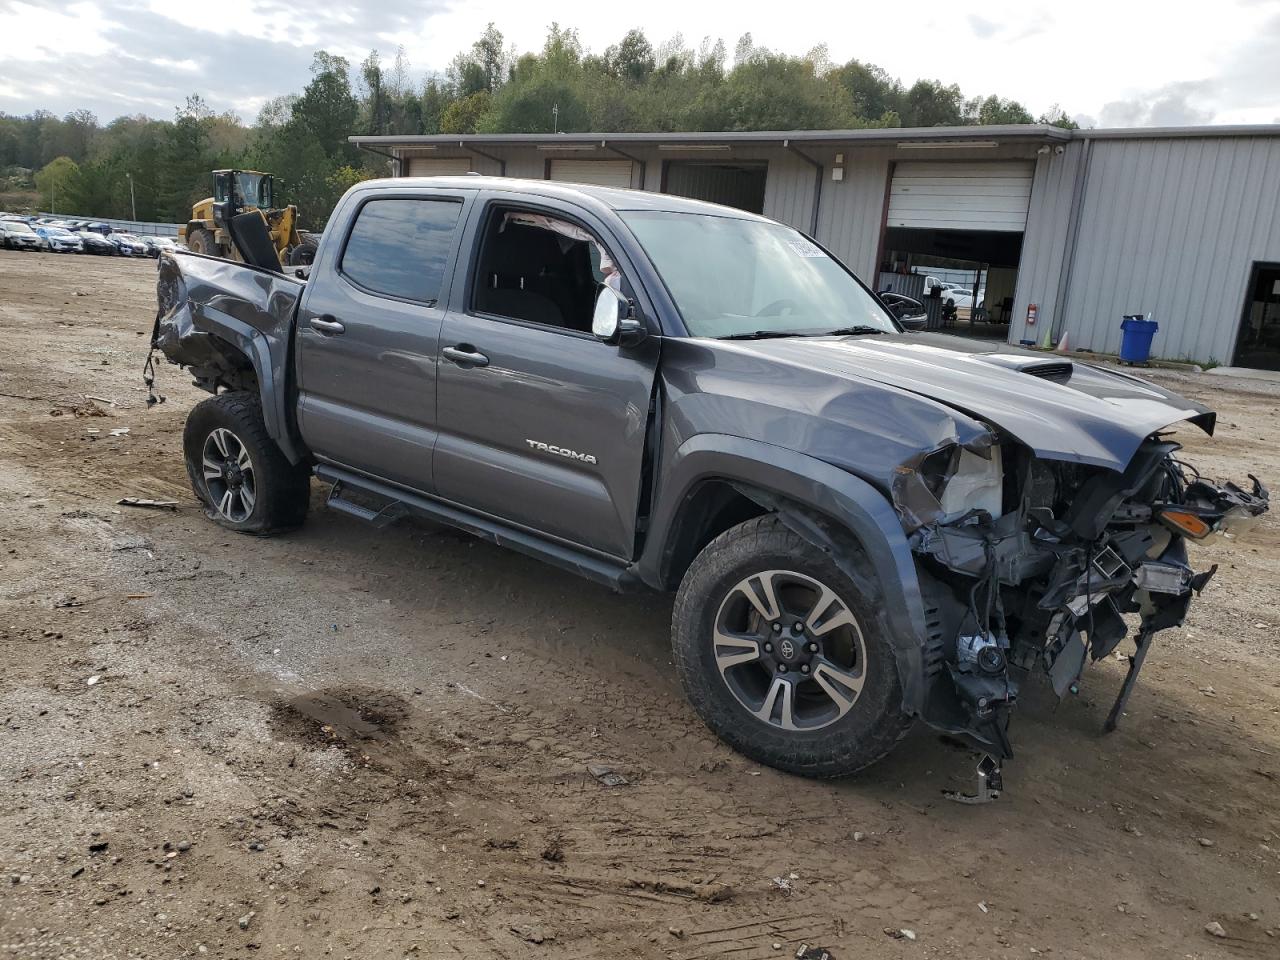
[718,332,1214,471]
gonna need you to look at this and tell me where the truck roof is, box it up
[348,175,771,222]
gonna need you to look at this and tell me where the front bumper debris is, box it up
[897,436,1268,768]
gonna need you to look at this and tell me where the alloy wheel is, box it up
[201,427,256,522]
[712,569,867,731]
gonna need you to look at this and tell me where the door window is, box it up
[340,198,462,304]
[472,207,622,333]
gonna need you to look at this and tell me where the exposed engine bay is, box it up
[891,426,1269,795]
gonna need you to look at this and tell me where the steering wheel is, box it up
[755,298,797,317]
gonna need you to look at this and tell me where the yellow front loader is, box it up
[182,170,317,266]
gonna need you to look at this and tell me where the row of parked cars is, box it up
[0,213,186,258]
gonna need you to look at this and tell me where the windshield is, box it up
[236,172,271,207]
[9,222,33,233]
[619,211,897,338]
[116,233,139,241]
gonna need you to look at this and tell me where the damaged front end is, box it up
[892,428,1269,768]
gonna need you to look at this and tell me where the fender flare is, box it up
[196,305,304,464]
[635,433,930,714]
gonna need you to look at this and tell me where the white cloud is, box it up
[0,1,117,61]
[0,0,1276,126]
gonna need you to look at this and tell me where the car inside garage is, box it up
[877,160,1033,337]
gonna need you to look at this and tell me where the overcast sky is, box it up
[2,0,1278,128]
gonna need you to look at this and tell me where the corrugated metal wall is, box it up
[1038,136,1280,362]
[814,150,891,279]
[1009,144,1085,345]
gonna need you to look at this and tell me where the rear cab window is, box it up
[340,197,463,304]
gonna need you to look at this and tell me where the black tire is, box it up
[672,515,912,777]
[287,238,318,266]
[187,228,214,257]
[183,391,310,535]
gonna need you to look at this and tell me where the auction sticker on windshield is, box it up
[786,237,826,258]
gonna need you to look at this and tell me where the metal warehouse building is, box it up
[351,124,1280,369]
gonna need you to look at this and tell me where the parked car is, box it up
[34,225,84,253]
[80,222,114,236]
[1,219,46,251]
[76,230,117,255]
[878,290,928,330]
[109,232,148,256]
[152,177,1268,787]
[141,236,182,257]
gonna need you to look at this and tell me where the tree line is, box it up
[0,24,1074,230]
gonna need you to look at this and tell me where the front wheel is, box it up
[672,515,912,777]
[183,392,310,534]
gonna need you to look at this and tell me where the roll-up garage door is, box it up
[406,157,472,177]
[547,159,634,188]
[888,161,1034,232]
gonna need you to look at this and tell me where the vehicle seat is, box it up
[476,224,584,330]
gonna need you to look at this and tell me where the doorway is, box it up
[1232,262,1280,370]
[661,161,768,213]
[878,228,1023,339]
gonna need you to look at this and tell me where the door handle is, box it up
[442,345,490,368]
[309,315,345,335]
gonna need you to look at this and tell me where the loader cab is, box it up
[213,170,274,224]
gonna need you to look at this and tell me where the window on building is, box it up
[341,198,462,304]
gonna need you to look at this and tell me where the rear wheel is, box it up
[183,392,310,535]
[672,515,912,777]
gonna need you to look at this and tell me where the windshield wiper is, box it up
[716,325,889,341]
[821,325,887,336]
[716,330,808,340]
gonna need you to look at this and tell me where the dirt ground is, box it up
[1,248,1278,960]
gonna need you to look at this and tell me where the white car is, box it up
[944,286,985,310]
[1,220,46,251]
[109,233,149,256]
[35,225,84,253]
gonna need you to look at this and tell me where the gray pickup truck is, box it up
[152,176,1267,791]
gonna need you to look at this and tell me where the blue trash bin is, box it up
[1119,315,1158,364]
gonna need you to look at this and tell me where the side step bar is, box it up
[326,479,408,528]
[315,465,638,592]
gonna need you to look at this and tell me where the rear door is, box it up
[296,187,473,493]
[432,195,660,559]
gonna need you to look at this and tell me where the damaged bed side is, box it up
[149,251,307,463]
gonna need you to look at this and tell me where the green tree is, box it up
[970,95,1034,125]
[292,52,359,162]
[606,29,655,83]
[440,91,492,134]
[34,156,82,212]
[900,79,966,126]
[831,60,902,121]
[449,23,507,96]
[1038,104,1079,129]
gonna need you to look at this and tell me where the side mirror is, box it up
[592,285,646,346]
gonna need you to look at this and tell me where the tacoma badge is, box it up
[525,439,598,465]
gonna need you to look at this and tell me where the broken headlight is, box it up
[939,446,1004,519]
[892,440,1005,530]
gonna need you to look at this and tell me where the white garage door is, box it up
[547,159,634,188]
[888,161,1035,232]
[406,157,472,177]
